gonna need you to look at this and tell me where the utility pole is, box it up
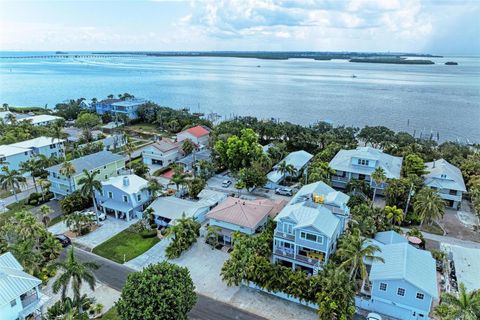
[404,182,415,217]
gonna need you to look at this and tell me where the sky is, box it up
[0,0,479,55]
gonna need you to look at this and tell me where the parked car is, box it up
[275,187,293,196]
[82,210,107,222]
[367,313,382,320]
[222,180,232,188]
[55,234,71,247]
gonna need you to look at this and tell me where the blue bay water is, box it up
[0,52,479,142]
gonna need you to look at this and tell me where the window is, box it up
[379,283,387,291]
[449,189,457,195]
[397,288,405,296]
[108,192,113,199]
[137,194,141,201]
[123,195,128,203]
[441,174,447,179]
[104,175,108,180]
[10,299,16,307]
[357,159,370,166]
[416,292,425,300]
[282,223,293,234]
[100,189,104,196]
[300,232,323,244]
[104,165,107,169]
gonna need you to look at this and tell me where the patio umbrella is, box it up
[407,236,422,244]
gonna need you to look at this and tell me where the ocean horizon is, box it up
[1,51,479,143]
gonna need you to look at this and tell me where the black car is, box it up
[55,234,71,247]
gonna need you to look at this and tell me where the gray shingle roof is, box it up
[0,252,42,306]
[47,150,125,174]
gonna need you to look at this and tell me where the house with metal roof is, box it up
[357,231,439,320]
[176,125,210,146]
[94,98,145,119]
[329,147,403,194]
[0,252,49,320]
[147,196,212,227]
[142,138,182,169]
[95,174,151,221]
[0,136,65,171]
[272,181,350,275]
[78,134,126,153]
[424,159,466,209]
[176,149,212,172]
[17,114,63,126]
[47,150,126,198]
[266,150,313,189]
[207,197,286,245]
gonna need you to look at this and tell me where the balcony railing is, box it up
[21,293,38,308]
[295,254,321,267]
[332,175,349,182]
[274,230,295,241]
[274,247,295,259]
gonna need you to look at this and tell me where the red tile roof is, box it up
[185,126,210,138]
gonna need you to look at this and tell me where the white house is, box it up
[176,125,210,146]
[95,174,151,221]
[0,136,65,171]
[329,147,403,194]
[147,189,226,226]
[266,150,313,189]
[17,114,63,126]
[0,252,49,320]
[142,138,181,168]
[424,159,466,209]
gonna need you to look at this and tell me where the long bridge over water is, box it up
[0,54,139,59]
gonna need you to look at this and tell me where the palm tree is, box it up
[60,161,77,193]
[385,205,403,226]
[337,229,384,282]
[65,211,89,235]
[0,167,27,202]
[78,170,102,223]
[371,166,387,205]
[206,225,222,248]
[434,283,480,320]
[20,158,39,192]
[147,178,163,198]
[413,187,445,227]
[171,165,188,191]
[124,138,135,172]
[307,161,336,184]
[39,204,53,226]
[52,246,99,301]
[277,161,297,184]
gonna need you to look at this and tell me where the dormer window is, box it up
[441,174,447,179]
[357,159,369,166]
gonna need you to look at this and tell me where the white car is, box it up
[222,180,232,188]
[82,211,106,222]
[367,313,382,320]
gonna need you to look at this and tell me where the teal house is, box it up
[272,181,350,275]
[357,231,439,320]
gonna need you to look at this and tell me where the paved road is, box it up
[401,227,480,249]
[70,248,266,320]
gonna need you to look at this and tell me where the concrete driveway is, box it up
[48,217,138,250]
[125,237,318,320]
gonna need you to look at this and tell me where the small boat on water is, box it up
[351,74,357,78]
[257,65,261,68]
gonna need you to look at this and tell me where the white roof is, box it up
[18,114,62,125]
[102,174,148,194]
[197,189,228,207]
[276,202,340,238]
[293,181,350,209]
[0,145,28,157]
[147,196,210,222]
[329,147,402,179]
[0,252,42,306]
[369,242,438,298]
[0,111,14,120]
[450,245,480,291]
[424,159,466,192]
[268,150,313,183]
[10,136,65,149]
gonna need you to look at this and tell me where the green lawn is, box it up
[421,222,445,236]
[100,307,119,320]
[92,229,159,263]
[125,123,158,133]
[48,215,64,227]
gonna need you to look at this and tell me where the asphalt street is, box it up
[69,248,266,320]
